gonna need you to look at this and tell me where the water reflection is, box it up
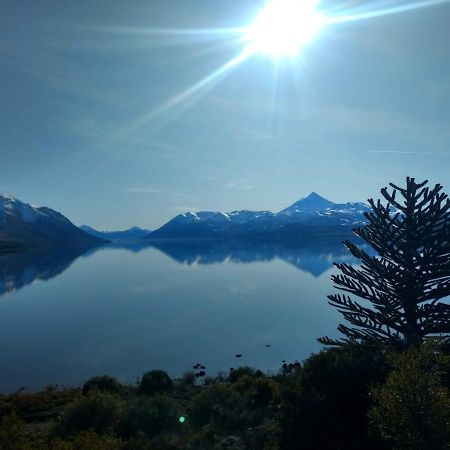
[150,239,359,277]
[0,245,97,297]
[0,238,362,297]
[0,237,363,392]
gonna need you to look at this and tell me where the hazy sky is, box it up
[1,0,450,229]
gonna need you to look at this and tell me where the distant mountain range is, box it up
[145,192,370,240]
[0,192,370,251]
[79,225,151,241]
[0,194,105,249]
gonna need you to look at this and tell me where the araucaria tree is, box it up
[320,177,450,346]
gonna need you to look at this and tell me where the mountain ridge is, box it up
[0,192,371,247]
[0,194,107,249]
[146,192,370,240]
[79,225,151,241]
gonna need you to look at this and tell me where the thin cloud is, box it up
[125,186,161,195]
[209,96,450,151]
[234,127,273,142]
[118,140,182,162]
[62,116,108,139]
[225,179,255,190]
[368,150,449,155]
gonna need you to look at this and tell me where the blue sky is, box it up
[1,0,450,229]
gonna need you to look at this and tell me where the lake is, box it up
[0,238,356,392]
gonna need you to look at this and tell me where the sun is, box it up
[245,0,325,58]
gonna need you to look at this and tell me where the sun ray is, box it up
[326,0,450,25]
[73,23,246,41]
[116,46,254,137]
[106,0,450,139]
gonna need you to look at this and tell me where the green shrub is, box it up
[277,344,389,450]
[228,367,264,383]
[117,395,179,439]
[180,372,196,385]
[148,434,186,450]
[189,384,249,433]
[48,430,122,450]
[234,375,278,408]
[0,413,32,450]
[244,422,280,450]
[5,388,76,423]
[184,425,218,449]
[124,433,185,450]
[82,376,123,395]
[214,435,244,449]
[0,395,15,419]
[369,343,450,450]
[122,433,154,450]
[139,371,173,396]
[56,392,122,438]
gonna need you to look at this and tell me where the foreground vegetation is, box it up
[1,341,449,450]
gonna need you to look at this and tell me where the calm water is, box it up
[0,239,356,392]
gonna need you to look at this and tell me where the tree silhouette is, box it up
[320,177,450,346]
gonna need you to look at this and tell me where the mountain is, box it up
[79,225,151,241]
[0,194,106,249]
[146,193,370,240]
[280,192,335,214]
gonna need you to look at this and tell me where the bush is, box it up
[139,371,173,396]
[0,413,32,450]
[48,430,122,450]
[82,376,123,395]
[122,433,154,450]
[277,344,389,450]
[117,395,179,439]
[189,384,249,433]
[214,435,244,449]
[228,367,264,383]
[234,375,278,407]
[370,343,450,450]
[244,422,280,450]
[180,372,196,385]
[55,392,122,438]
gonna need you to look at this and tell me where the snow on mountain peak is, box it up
[0,194,46,223]
[0,193,18,202]
[0,193,105,246]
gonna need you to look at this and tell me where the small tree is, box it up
[369,342,450,450]
[320,177,450,346]
[139,370,173,396]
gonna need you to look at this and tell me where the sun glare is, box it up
[104,0,449,132]
[246,0,325,58]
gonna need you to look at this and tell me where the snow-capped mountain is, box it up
[79,225,151,241]
[147,193,371,239]
[0,194,106,249]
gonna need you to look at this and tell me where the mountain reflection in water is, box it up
[0,245,95,297]
[149,239,361,277]
[0,238,363,298]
